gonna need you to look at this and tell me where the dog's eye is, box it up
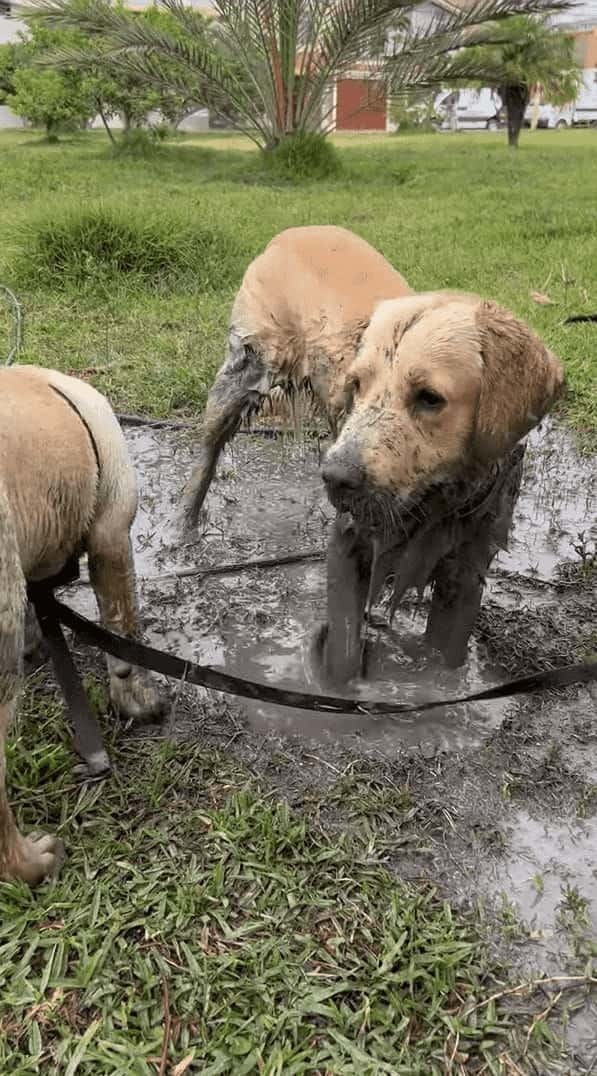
[414,388,445,411]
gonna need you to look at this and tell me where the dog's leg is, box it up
[425,550,488,668]
[427,451,525,668]
[0,499,63,884]
[0,701,64,885]
[87,526,166,723]
[314,515,373,687]
[24,602,47,669]
[86,452,166,723]
[184,333,272,530]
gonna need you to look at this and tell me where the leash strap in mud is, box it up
[49,595,596,719]
[28,567,111,778]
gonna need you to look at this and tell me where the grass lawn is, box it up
[0,128,596,437]
[1,128,596,1074]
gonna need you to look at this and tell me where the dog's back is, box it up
[184,226,412,528]
[233,226,411,384]
[0,366,136,579]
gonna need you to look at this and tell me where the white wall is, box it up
[0,9,25,44]
[552,2,597,30]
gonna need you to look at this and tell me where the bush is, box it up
[113,127,163,157]
[263,131,341,181]
[390,91,441,133]
[18,204,245,292]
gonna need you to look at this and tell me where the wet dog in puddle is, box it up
[183,225,564,684]
[0,366,166,886]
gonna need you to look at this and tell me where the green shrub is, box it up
[113,127,162,157]
[263,131,341,181]
[18,203,245,292]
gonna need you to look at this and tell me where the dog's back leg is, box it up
[0,493,64,884]
[86,453,167,724]
[184,334,272,531]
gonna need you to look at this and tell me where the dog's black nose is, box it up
[321,457,364,492]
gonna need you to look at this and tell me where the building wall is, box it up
[574,28,597,66]
[335,78,386,131]
[0,5,24,44]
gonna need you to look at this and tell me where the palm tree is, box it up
[27,0,570,151]
[462,14,580,146]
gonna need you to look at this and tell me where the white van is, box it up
[524,102,574,128]
[524,70,597,128]
[574,68,597,124]
[435,88,502,130]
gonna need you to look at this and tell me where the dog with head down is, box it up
[0,366,165,886]
[184,225,564,684]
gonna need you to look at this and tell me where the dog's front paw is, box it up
[110,668,168,724]
[3,832,65,887]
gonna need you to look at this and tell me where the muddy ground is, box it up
[64,417,596,1073]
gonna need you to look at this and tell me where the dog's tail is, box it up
[564,314,597,324]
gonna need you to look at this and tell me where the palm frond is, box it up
[21,0,576,146]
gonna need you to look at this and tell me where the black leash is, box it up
[49,593,597,719]
[28,563,111,777]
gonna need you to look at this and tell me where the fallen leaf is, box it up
[530,291,555,306]
[171,1054,195,1076]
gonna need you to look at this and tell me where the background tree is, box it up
[5,24,95,139]
[28,0,568,152]
[2,6,205,144]
[462,14,580,147]
[0,40,19,104]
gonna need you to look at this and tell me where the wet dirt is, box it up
[63,416,596,1072]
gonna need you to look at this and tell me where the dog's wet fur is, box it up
[0,366,166,886]
[184,225,564,684]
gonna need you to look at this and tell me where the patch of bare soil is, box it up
[63,417,596,1073]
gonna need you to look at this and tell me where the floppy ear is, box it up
[473,301,565,462]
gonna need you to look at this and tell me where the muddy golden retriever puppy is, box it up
[0,366,165,886]
[184,226,564,683]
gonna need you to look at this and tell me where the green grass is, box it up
[1,127,595,1072]
[1,690,554,1076]
[0,128,595,435]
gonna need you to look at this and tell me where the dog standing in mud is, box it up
[0,366,165,885]
[184,225,564,684]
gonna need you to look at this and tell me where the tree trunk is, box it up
[501,83,529,148]
[96,99,116,146]
[45,119,59,144]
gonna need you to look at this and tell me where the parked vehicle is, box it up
[523,70,597,128]
[435,88,502,131]
[573,69,597,124]
[524,102,574,128]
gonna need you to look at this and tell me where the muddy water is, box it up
[498,418,596,579]
[65,417,594,754]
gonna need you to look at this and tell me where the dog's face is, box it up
[322,292,564,518]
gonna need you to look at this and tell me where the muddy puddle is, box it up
[63,415,597,1070]
[68,416,594,751]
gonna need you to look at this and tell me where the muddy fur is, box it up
[0,366,165,886]
[183,225,564,682]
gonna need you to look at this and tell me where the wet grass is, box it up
[0,127,596,437]
[0,686,563,1075]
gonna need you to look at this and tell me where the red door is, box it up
[336,78,386,131]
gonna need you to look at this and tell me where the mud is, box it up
[62,417,596,1072]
